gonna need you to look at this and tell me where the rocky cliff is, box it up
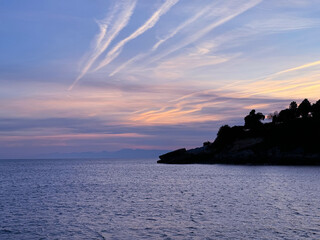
[158,99,320,165]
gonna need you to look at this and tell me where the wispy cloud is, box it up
[151,54,233,80]
[146,0,262,66]
[274,60,320,76]
[94,0,180,71]
[69,0,137,90]
[153,0,261,55]
[109,53,144,76]
[244,59,320,85]
[229,68,320,99]
[0,133,147,142]
[152,5,216,51]
[246,16,320,32]
[110,0,262,77]
[129,86,292,125]
[109,2,219,76]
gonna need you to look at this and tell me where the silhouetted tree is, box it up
[277,109,291,122]
[289,101,297,110]
[298,99,311,118]
[311,99,320,119]
[214,125,232,146]
[244,109,265,129]
[217,125,231,138]
[274,101,299,123]
[267,111,279,123]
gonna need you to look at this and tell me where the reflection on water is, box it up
[1,159,319,239]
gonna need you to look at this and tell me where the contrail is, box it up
[109,54,144,76]
[94,0,180,71]
[274,60,320,76]
[152,6,214,51]
[250,59,320,83]
[110,3,216,76]
[148,0,263,65]
[69,0,137,90]
[110,0,262,77]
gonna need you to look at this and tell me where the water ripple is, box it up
[0,159,319,239]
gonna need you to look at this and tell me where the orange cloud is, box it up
[0,133,148,142]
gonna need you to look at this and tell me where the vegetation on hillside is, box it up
[159,99,320,165]
[211,99,320,154]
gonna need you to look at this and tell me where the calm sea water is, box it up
[0,159,319,240]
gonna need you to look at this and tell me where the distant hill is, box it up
[34,149,169,160]
[158,99,320,165]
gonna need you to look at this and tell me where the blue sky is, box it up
[1,0,320,158]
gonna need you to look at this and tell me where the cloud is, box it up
[115,9,320,77]
[152,5,216,51]
[110,0,262,77]
[274,60,320,76]
[0,133,147,141]
[109,53,145,76]
[129,86,292,126]
[111,1,320,78]
[246,16,320,32]
[109,2,220,76]
[69,0,137,90]
[150,54,232,79]
[146,0,262,65]
[228,67,320,100]
[234,59,320,97]
[94,0,180,71]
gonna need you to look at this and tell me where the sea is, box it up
[0,158,319,240]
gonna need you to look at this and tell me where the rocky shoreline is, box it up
[157,143,320,165]
[158,99,320,165]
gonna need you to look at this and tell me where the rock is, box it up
[157,100,320,165]
[157,148,193,164]
[230,138,262,152]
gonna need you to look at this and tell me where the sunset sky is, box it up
[1,0,320,158]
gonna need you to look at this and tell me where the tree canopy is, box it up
[272,99,319,123]
[244,109,265,129]
[298,99,311,118]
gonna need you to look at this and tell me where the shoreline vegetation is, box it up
[158,99,320,165]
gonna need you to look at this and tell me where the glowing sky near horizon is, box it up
[1,0,320,158]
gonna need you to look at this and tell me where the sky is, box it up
[1,0,320,158]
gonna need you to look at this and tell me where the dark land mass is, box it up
[27,149,169,160]
[158,99,320,165]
